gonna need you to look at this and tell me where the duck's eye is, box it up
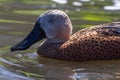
[48,15,56,23]
[48,19,54,23]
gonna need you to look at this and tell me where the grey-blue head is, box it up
[11,10,73,52]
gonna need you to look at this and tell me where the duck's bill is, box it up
[11,22,46,52]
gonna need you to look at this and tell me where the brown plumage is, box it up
[11,10,120,61]
[37,22,120,61]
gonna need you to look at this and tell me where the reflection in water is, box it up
[104,0,120,10]
[0,67,32,80]
[80,0,90,2]
[73,72,115,80]
[72,2,82,6]
[0,0,120,80]
[52,0,67,4]
[1,50,120,80]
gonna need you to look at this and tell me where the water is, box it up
[0,0,120,80]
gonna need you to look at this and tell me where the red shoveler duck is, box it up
[11,10,120,61]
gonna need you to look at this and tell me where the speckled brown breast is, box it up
[38,22,120,61]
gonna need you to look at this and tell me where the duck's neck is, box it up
[37,36,70,59]
[45,39,68,44]
[37,39,65,58]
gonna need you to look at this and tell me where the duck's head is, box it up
[11,10,72,52]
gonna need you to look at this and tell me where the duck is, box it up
[11,10,120,61]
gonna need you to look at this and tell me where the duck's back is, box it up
[60,22,120,60]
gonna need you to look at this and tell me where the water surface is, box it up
[0,0,120,80]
